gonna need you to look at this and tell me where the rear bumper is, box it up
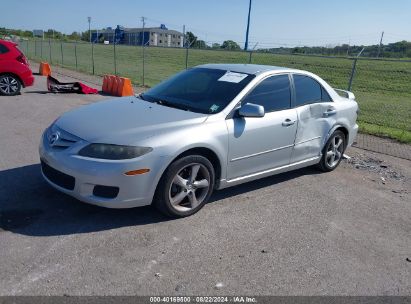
[23,74,34,87]
[21,69,34,87]
[348,124,359,147]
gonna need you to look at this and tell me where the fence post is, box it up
[74,41,78,70]
[248,42,258,64]
[142,41,148,87]
[113,41,117,75]
[347,47,365,91]
[49,38,52,64]
[185,40,194,69]
[185,43,189,69]
[60,41,64,66]
[26,40,29,56]
[40,39,43,59]
[347,58,357,91]
[34,39,37,57]
[91,41,95,75]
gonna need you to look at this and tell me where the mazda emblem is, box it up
[49,131,60,146]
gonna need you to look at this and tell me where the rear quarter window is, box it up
[0,44,9,54]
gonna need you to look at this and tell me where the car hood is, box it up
[55,97,208,145]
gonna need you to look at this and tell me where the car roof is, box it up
[197,63,302,75]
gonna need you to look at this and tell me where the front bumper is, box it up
[39,132,168,208]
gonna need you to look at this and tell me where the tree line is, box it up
[258,41,411,58]
[1,27,410,58]
[184,32,241,50]
[0,27,242,50]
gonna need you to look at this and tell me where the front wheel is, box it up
[153,155,215,218]
[318,130,346,172]
[0,74,22,96]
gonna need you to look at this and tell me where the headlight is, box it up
[78,144,152,160]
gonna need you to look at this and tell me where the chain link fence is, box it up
[19,39,411,144]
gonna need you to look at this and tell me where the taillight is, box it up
[16,54,29,66]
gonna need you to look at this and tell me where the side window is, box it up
[242,75,291,112]
[321,87,332,102]
[0,44,9,54]
[293,74,325,106]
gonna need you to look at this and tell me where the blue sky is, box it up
[2,0,410,47]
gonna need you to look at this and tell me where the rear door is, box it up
[290,74,337,163]
[226,74,298,180]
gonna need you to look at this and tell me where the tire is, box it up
[0,74,22,96]
[153,155,215,218]
[317,130,346,172]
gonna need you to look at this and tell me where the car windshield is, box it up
[140,68,255,114]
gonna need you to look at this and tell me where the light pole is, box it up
[87,16,91,43]
[244,0,252,51]
[141,16,146,87]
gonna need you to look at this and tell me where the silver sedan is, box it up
[39,64,359,217]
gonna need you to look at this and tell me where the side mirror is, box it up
[238,103,265,118]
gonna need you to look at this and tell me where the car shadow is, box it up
[0,163,321,237]
[25,91,105,95]
[24,91,51,94]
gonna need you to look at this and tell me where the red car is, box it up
[0,40,34,96]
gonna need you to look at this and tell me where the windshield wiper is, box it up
[139,94,191,111]
[155,99,191,111]
[137,93,146,101]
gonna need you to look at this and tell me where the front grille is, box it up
[93,185,119,199]
[46,126,82,150]
[51,136,77,149]
[41,160,75,190]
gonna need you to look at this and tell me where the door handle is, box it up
[282,119,296,127]
[323,108,337,117]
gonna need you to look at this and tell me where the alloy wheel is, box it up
[0,76,19,95]
[168,163,211,212]
[326,134,344,168]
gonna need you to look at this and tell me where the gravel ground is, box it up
[0,71,410,296]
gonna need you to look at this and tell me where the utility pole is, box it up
[87,16,91,43]
[376,31,384,58]
[244,0,252,50]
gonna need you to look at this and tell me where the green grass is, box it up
[21,40,411,143]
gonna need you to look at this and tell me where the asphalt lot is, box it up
[0,71,410,296]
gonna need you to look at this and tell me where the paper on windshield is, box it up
[218,71,248,83]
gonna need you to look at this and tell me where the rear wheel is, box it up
[318,130,346,172]
[0,74,21,96]
[154,155,215,218]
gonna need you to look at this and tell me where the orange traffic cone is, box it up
[111,76,120,96]
[102,75,110,93]
[39,62,52,76]
[106,75,116,95]
[117,77,134,97]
